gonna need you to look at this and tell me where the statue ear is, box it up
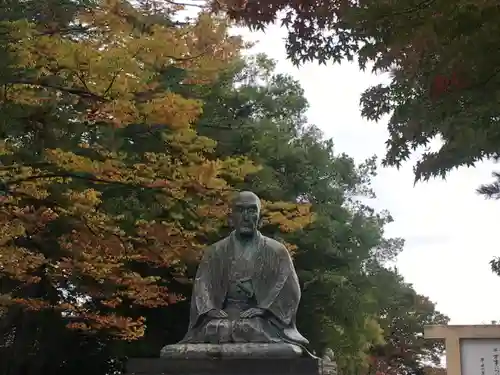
[258,216,266,228]
[228,216,234,228]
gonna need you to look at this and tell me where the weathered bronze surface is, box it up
[161,191,310,358]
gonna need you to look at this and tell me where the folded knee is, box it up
[206,319,229,330]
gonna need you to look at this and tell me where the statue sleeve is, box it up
[256,244,300,326]
[187,245,226,330]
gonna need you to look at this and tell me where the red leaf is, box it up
[146,180,170,188]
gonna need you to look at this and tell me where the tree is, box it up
[0,0,448,371]
[189,53,447,374]
[205,0,500,280]
[202,0,500,190]
[424,367,446,375]
[0,0,242,337]
[0,1,314,373]
[365,264,448,375]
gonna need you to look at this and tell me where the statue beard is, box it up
[236,221,258,237]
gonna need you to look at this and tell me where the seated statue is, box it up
[161,191,311,358]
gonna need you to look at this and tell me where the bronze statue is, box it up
[180,191,309,346]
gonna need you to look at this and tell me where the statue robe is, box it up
[181,231,308,345]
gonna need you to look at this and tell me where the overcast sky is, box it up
[236,24,500,325]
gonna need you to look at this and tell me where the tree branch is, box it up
[164,0,207,7]
[302,276,319,291]
[164,46,213,62]
[2,172,149,190]
[390,0,438,17]
[75,73,93,95]
[103,70,122,97]
[0,172,238,202]
[37,25,92,37]
[8,78,107,102]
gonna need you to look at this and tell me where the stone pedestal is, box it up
[159,343,303,359]
[125,343,338,375]
[126,357,327,375]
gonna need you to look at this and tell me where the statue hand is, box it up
[240,307,265,319]
[207,309,228,319]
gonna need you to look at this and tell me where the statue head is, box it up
[230,191,261,238]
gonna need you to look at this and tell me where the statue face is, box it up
[231,193,260,237]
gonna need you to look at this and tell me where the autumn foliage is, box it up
[209,0,500,188]
[0,0,312,341]
[0,2,448,375]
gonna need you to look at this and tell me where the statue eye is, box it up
[234,205,258,214]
